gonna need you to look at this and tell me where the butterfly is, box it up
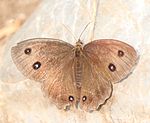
[11,38,138,112]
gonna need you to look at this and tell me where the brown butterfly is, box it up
[11,38,138,112]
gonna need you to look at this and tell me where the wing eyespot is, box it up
[82,96,87,102]
[32,61,41,70]
[68,96,74,102]
[24,48,32,55]
[108,63,116,72]
[118,50,124,57]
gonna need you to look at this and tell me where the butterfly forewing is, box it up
[83,39,138,84]
[11,38,78,109]
[11,38,73,81]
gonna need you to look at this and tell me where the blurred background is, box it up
[0,0,40,62]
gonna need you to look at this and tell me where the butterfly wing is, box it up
[11,38,78,109]
[79,39,138,111]
[79,56,113,111]
[83,39,138,84]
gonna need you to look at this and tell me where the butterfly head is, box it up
[76,39,83,47]
[74,39,83,57]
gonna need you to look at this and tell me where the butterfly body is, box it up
[11,38,138,111]
[73,40,83,86]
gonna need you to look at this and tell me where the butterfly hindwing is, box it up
[79,56,113,111]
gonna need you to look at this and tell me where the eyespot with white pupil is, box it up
[33,61,41,70]
[82,96,87,102]
[24,48,31,55]
[108,63,116,72]
[118,50,124,57]
[69,96,74,102]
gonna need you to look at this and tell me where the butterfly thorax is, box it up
[75,39,83,57]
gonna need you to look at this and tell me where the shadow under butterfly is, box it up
[11,28,139,112]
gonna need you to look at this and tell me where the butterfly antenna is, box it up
[78,22,92,41]
[62,23,78,42]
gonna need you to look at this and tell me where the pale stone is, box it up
[0,0,150,123]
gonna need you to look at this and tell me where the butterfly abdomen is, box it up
[74,59,82,88]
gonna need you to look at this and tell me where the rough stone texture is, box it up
[0,0,150,123]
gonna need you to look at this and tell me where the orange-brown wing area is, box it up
[11,38,73,81]
[79,56,113,111]
[11,38,78,109]
[83,39,138,84]
[42,58,78,109]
